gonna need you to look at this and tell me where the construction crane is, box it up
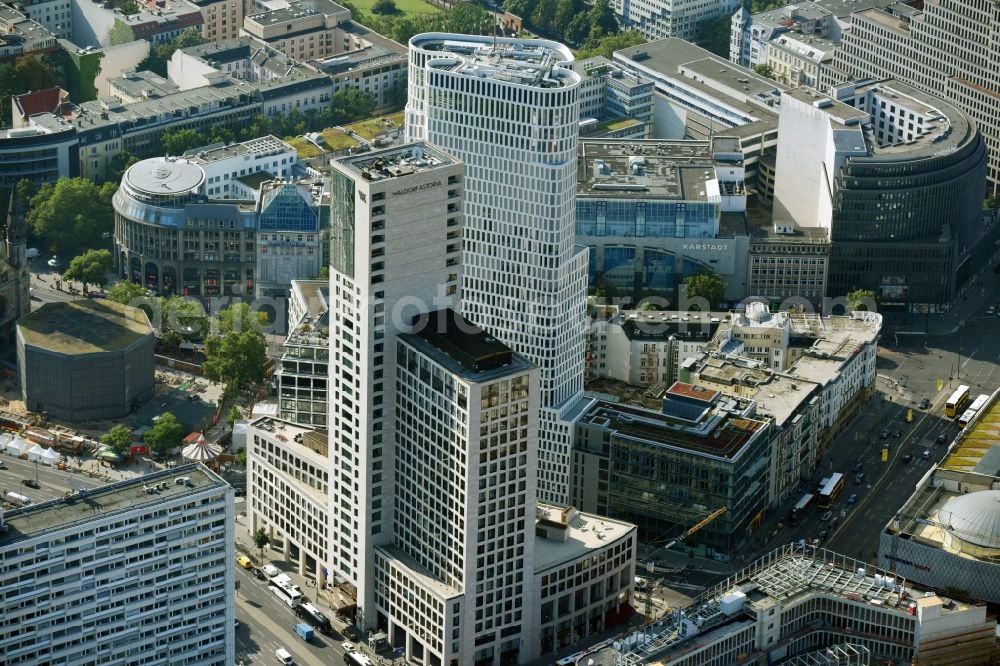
[663,507,728,550]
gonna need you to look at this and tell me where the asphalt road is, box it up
[235,563,364,666]
[0,453,106,503]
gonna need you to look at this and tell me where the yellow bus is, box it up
[818,473,844,509]
[945,385,970,418]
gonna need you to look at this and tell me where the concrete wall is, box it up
[20,336,155,421]
[652,92,688,140]
[96,40,150,98]
[71,0,117,48]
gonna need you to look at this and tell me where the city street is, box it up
[0,452,107,502]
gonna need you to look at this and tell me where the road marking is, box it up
[829,407,934,545]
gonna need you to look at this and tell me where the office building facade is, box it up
[277,280,329,427]
[832,0,1000,188]
[612,0,740,42]
[327,143,464,630]
[0,464,235,665]
[773,83,988,311]
[406,33,589,505]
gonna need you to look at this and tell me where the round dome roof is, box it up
[938,490,1000,549]
[125,157,204,196]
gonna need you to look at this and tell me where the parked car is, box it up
[850,462,863,473]
[252,567,267,581]
[853,473,865,485]
[936,434,947,445]
[820,510,833,522]
[919,398,930,409]
[922,449,931,459]
[21,479,40,489]
[847,493,858,505]
[902,454,913,464]
[818,529,829,541]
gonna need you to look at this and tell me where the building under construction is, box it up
[878,386,1000,604]
[579,544,997,666]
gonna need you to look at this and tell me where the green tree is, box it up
[0,62,18,126]
[14,56,59,92]
[504,0,539,20]
[696,14,732,57]
[107,280,150,306]
[203,329,267,398]
[753,63,774,79]
[227,405,243,429]
[576,31,645,59]
[847,289,878,312]
[107,150,140,183]
[588,0,619,36]
[161,127,208,156]
[235,449,247,470]
[531,0,557,34]
[144,412,185,455]
[985,195,999,210]
[594,278,617,303]
[251,527,270,564]
[15,178,36,206]
[138,29,208,77]
[217,301,268,335]
[101,424,133,456]
[751,0,784,12]
[27,178,116,256]
[443,2,493,34]
[371,0,397,14]
[162,295,210,341]
[330,87,377,125]
[684,272,725,310]
[63,249,113,293]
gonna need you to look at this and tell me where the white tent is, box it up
[39,447,60,466]
[0,433,11,451]
[27,443,46,461]
[7,436,29,456]
[182,433,222,462]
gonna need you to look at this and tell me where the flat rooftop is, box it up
[752,1,830,26]
[533,504,635,572]
[401,309,533,380]
[110,69,179,100]
[610,309,732,342]
[411,33,578,90]
[577,140,728,200]
[17,300,152,354]
[613,39,783,141]
[940,391,1000,475]
[287,280,329,347]
[0,464,225,547]
[698,358,820,428]
[335,142,457,181]
[579,400,766,459]
[619,544,976,663]
[185,135,292,164]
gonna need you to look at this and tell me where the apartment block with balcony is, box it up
[0,464,235,665]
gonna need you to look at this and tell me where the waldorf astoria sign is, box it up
[391,181,442,197]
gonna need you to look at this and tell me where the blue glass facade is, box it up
[576,200,718,238]
[259,185,320,232]
[589,245,709,293]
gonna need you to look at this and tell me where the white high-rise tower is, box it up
[406,33,589,503]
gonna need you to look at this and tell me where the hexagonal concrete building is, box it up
[17,299,155,422]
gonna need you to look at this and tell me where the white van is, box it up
[263,564,280,578]
[275,647,293,665]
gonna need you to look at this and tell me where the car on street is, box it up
[252,567,267,581]
[850,462,863,473]
[21,479,40,489]
[818,529,829,541]
[847,493,858,505]
[879,429,889,439]
[936,434,947,445]
[795,538,806,549]
[919,398,930,409]
[341,643,354,652]
[0,461,6,470]
[990,305,998,314]
[922,449,931,459]
[853,472,865,485]
[820,510,833,522]
[902,454,913,464]
[893,429,903,438]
